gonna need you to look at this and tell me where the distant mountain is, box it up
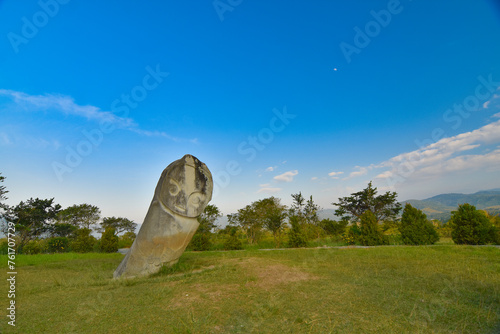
[402,189,500,222]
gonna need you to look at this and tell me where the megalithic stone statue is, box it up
[114,154,213,279]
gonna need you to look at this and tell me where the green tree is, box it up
[197,204,222,234]
[259,197,287,248]
[50,223,78,238]
[190,204,222,251]
[71,228,97,253]
[287,215,307,248]
[0,173,8,210]
[100,227,119,253]
[6,198,61,249]
[58,204,101,230]
[399,204,439,245]
[118,231,136,248]
[304,195,321,238]
[0,173,9,234]
[450,204,496,245]
[482,211,500,244]
[228,204,262,244]
[290,192,306,220]
[359,210,387,246]
[99,217,137,235]
[333,181,401,223]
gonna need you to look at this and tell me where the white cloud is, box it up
[129,129,182,142]
[482,93,500,110]
[328,171,344,179]
[344,167,368,180]
[274,170,298,182]
[257,187,282,194]
[265,166,277,172]
[311,177,318,181]
[375,170,393,179]
[0,89,134,127]
[0,89,195,142]
[373,119,500,184]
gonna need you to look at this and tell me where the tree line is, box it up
[0,173,137,254]
[1,172,499,255]
[190,181,500,250]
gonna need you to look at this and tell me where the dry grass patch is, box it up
[237,257,319,290]
[168,282,241,309]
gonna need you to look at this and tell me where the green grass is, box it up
[1,246,499,333]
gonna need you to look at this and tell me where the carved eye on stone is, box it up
[168,178,181,196]
[188,192,204,209]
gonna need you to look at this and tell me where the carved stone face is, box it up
[159,155,213,217]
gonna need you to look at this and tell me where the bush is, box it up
[320,219,348,236]
[450,204,495,245]
[342,224,361,245]
[47,237,70,253]
[0,238,8,255]
[190,233,212,251]
[437,224,453,238]
[399,204,439,245]
[118,231,136,249]
[100,227,119,253]
[23,240,43,254]
[71,228,97,253]
[359,211,387,246]
[287,216,307,248]
[223,226,243,250]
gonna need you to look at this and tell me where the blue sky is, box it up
[1,0,500,225]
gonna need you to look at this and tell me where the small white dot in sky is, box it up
[333,68,338,71]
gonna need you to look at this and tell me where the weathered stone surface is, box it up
[114,154,213,279]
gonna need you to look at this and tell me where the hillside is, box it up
[402,189,500,221]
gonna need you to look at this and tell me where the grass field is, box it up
[1,245,499,333]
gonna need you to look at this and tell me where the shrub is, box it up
[100,227,119,253]
[23,240,43,254]
[437,224,453,238]
[71,228,97,253]
[190,233,212,251]
[47,237,70,253]
[359,211,387,246]
[320,219,348,236]
[450,204,495,245]
[342,224,361,245]
[287,216,307,248]
[118,231,136,249]
[0,238,8,255]
[223,226,243,250]
[399,204,439,245]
